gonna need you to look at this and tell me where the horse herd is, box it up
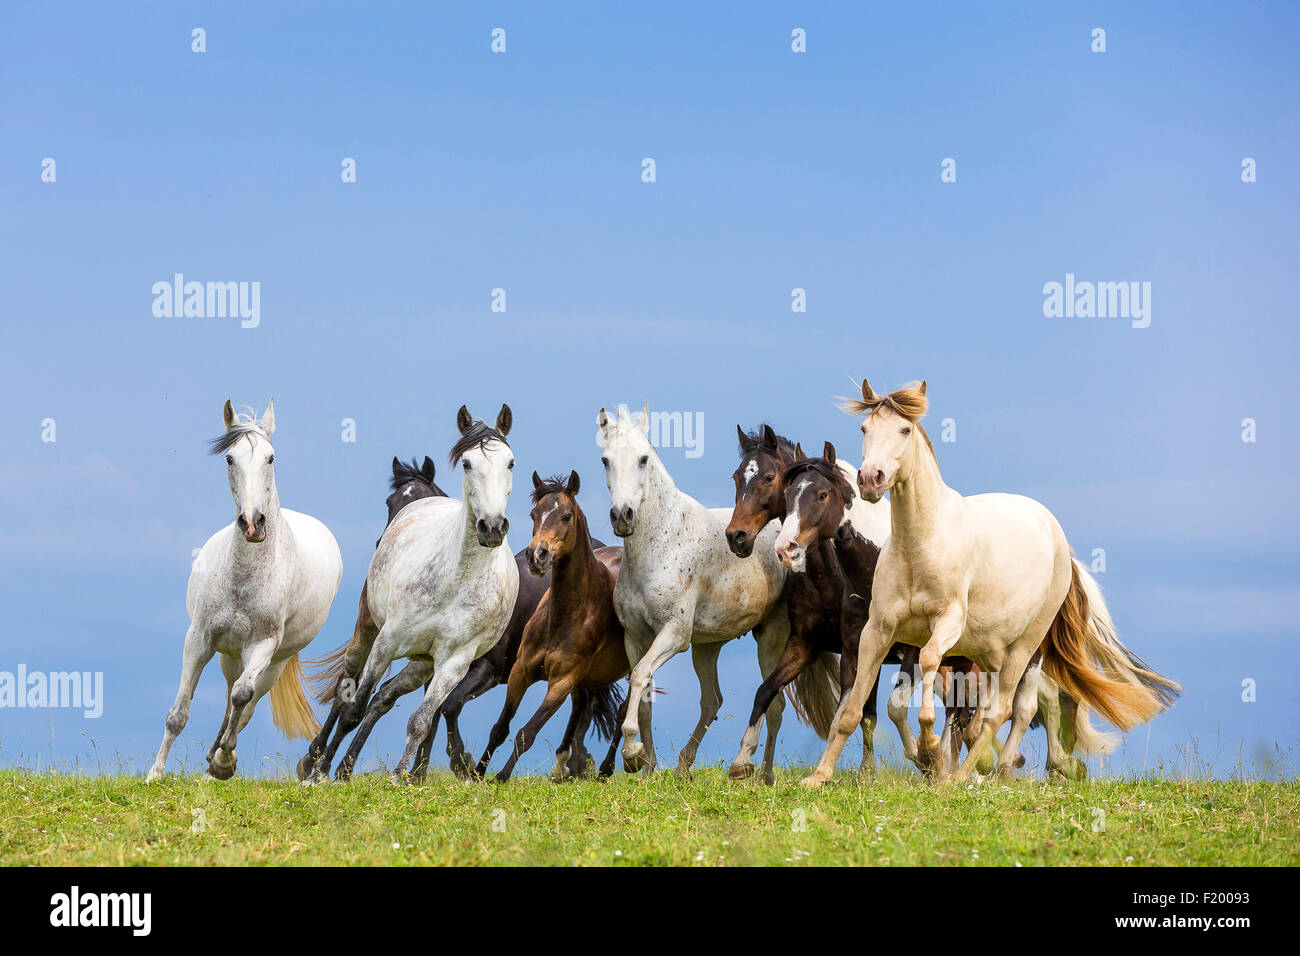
[146,381,1180,789]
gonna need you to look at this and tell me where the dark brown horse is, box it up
[298,456,605,782]
[474,470,628,782]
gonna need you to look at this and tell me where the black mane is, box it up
[782,456,855,503]
[530,475,572,506]
[208,421,266,456]
[449,421,510,466]
[390,457,431,492]
[739,424,797,461]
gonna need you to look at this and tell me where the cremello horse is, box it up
[147,400,342,781]
[302,405,520,784]
[600,404,811,785]
[800,380,1179,787]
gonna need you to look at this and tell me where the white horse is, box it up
[302,404,520,784]
[147,400,343,782]
[801,379,1179,787]
[600,404,817,785]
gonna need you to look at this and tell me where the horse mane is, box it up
[781,457,856,505]
[449,420,509,465]
[838,381,936,457]
[738,425,797,461]
[530,475,572,505]
[207,407,268,455]
[390,458,433,492]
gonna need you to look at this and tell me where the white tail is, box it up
[269,654,322,740]
[787,651,842,739]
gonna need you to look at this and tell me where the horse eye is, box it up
[901,426,911,436]
[508,460,515,470]
[267,455,274,464]
[601,457,609,468]
[817,492,829,502]
[463,461,472,471]
[762,474,775,484]
[562,513,572,523]
[638,455,649,467]
[224,455,233,465]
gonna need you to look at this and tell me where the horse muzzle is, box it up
[237,510,267,543]
[725,527,755,558]
[609,505,637,538]
[476,516,508,548]
[858,467,887,502]
[775,539,806,572]
[527,546,552,577]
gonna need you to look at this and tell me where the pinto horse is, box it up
[475,471,628,782]
[147,400,343,782]
[801,380,1180,787]
[300,405,521,784]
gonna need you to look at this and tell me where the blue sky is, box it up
[1,2,1297,779]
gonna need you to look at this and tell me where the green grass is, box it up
[2,767,1296,866]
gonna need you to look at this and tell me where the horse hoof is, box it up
[798,774,827,790]
[1014,754,1026,769]
[334,763,353,783]
[145,768,162,784]
[674,765,693,781]
[762,770,775,787]
[205,761,235,781]
[295,753,318,781]
[728,762,755,781]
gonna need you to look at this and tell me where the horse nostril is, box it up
[609,508,620,526]
[477,518,489,534]
[500,518,509,535]
[255,513,266,527]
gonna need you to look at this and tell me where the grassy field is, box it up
[2,766,1296,866]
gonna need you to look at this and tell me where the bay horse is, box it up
[600,404,822,785]
[147,400,343,781]
[475,471,628,782]
[300,456,604,781]
[300,404,520,784]
[800,379,1180,787]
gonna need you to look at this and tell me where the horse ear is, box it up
[496,403,513,437]
[531,470,543,491]
[736,424,747,448]
[422,456,436,481]
[598,407,610,431]
[760,424,777,450]
[793,442,807,461]
[566,470,580,497]
[822,441,836,464]
[635,401,650,435]
[222,400,237,431]
[861,379,877,403]
[918,380,927,396]
[456,405,473,435]
[259,398,276,437]
[392,456,403,476]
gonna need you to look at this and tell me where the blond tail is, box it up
[269,654,322,740]
[787,651,842,740]
[1041,561,1181,733]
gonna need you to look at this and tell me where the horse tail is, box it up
[1072,701,1121,755]
[589,681,627,742]
[1041,560,1180,733]
[269,654,321,740]
[786,652,841,740]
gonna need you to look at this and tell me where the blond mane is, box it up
[838,379,935,456]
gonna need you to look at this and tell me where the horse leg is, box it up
[677,642,724,779]
[439,658,498,780]
[729,636,813,781]
[622,619,690,773]
[210,645,285,780]
[599,696,631,778]
[334,660,434,781]
[392,647,483,781]
[147,626,214,782]
[915,608,965,781]
[496,678,576,783]
[474,661,532,779]
[888,645,921,768]
[205,654,239,766]
[410,676,438,783]
[800,619,895,789]
[550,690,590,782]
[951,637,1039,784]
[563,695,596,780]
[305,625,398,784]
[755,612,791,786]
